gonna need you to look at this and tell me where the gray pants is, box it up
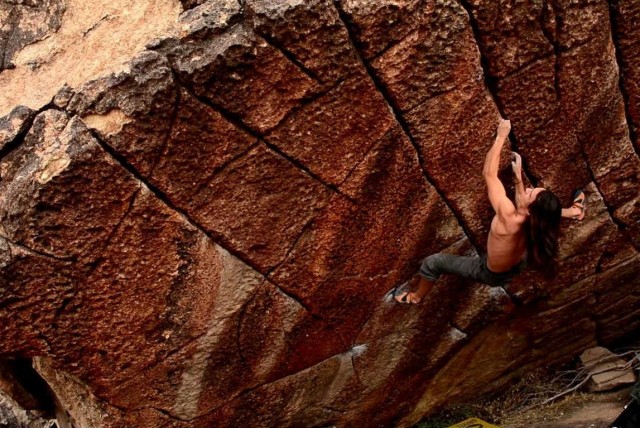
[419,253,525,287]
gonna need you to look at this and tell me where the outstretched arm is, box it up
[483,118,517,221]
[561,207,580,218]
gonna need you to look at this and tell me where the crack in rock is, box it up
[332,0,479,253]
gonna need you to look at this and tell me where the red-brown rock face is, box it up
[0,1,638,427]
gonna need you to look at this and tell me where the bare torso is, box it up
[486,214,527,272]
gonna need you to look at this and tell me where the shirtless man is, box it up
[395,118,586,304]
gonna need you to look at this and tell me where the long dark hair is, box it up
[526,190,562,273]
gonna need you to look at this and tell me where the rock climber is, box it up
[395,118,586,304]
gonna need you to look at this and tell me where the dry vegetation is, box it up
[416,347,640,428]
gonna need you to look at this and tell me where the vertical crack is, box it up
[332,0,481,251]
[235,279,266,367]
[455,0,503,110]
[149,86,181,178]
[350,352,363,387]
[606,0,640,158]
[265,216,314,278]
[260,218,359,350]
[456,0,542,186]
[541,0,562,102]
[16,313,53,353]
[52,186,141,325]
[579,149,640,252]
[265,274,351,356]
[96,186,142,257]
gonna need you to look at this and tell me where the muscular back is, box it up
[487,214,527,272]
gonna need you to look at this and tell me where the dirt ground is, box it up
[501,387,631,428]
[417,367,635,428]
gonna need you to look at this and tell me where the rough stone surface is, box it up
[580,346,637,392]
[187,143,334,272]
[0,388,55,428]
[609,0,640,154]
[0,105,34,152]
[179,0,206,11]
[339,0,424,60]
[162,12,321,134]
[461,0,640,246]
[267,70,395,186]
[0,0,65,72]
[0,1,639,427]
[0,0,182,117]
[67,51,178,177]
[248,0,360,87]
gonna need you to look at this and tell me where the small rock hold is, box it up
[53,85,75,109]
[0,106,36,152]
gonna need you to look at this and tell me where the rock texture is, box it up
[0,0,65,72]
[0,0,638,427]
[0,0,182,117]
[0,388,56,428]
[580,346,636,392]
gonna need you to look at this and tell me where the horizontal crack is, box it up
[0,235,76,262]
[171,75,352,201]
[260,138,356,203]
[449,321,468,338]
[82,14,111,38]
[189,342,362,422]
[193,140,260,198]
[500,50,555,81]
[266,74,348,133]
